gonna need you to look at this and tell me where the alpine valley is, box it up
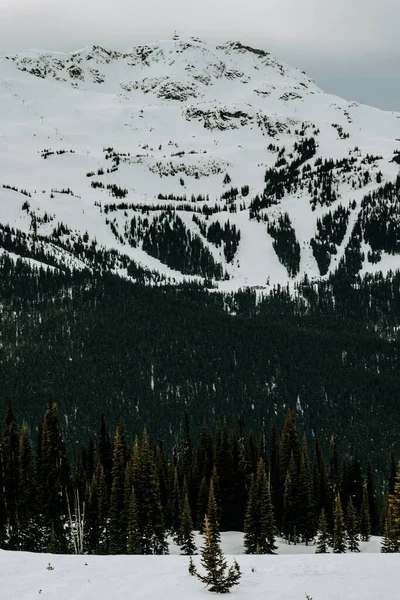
[1,38,400,470]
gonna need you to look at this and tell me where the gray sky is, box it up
[1,0,399,110]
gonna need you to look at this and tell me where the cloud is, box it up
[1,0,399,56]
[1,0,399,110]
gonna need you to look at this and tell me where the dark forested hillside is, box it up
[1,254,400,475]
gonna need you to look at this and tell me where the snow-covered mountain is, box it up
[1,38,399,289]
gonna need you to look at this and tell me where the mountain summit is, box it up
[1,38,399,288]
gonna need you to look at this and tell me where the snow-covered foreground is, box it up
[0,534,395,600]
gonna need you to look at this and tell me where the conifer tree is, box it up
[110,417,129,554]
[315,509,329,554]
[197,515,241,593]
[280,408,300,486]
[346,497,360,552]
[381,507,397,553]
[388,459,400,550]
[333,493,346,554]
[197,476,208,532]
[133,428,168,554]
[215,419,235,531]
[180,492,196,555]
[98,413,112,493]
[269,416,281,527]
[39,398,70,553]
[388,444,397,496]
[243,474,258,554]
[2,399,20,548]
[17,421,38,551]
[283,452,299,543]
[171,467,181,543]
[92,459,109,553]
[188,555,197,576]
[298,435,315,544]
[366,459,378,535]
[127,486,141,554]
[244,459,276,554]
[359,485,371,542]
[206,476,220,543]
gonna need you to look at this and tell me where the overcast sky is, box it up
[1,0,399,110]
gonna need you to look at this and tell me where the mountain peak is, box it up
[0,38,399,288]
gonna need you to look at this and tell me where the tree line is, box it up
[1,399,400,555]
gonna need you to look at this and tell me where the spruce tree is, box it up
[109,417,129,554]
[171,467,181,543]
[280,408,300,486]
[346,497,360,552]
[243,474,258,554]
[283,452,299,543]
[39,398,70,553]
[359,485,371,542]
[333,493,346,553]
[244,459,277,554]
[381,507,397,553]
[197,515,241,593]
[133,428,168,555]
[17,421,38,551]
[269,416,281,528]
[127,486,141,554]
[197,476,208,532]
[2,399,20,548]
[366,459,378,535]
[298,435,315,544]
[388,459,400,551]
[315,509,329,554]
[180,492,196,555]
[207,476,220,543]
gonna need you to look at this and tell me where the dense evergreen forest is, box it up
[2,398,400,555]
[1,254,400,477]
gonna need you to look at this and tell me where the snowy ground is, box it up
[0,533,395,600]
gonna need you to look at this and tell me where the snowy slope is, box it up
[1,38,399,288]
[0,535,396,600]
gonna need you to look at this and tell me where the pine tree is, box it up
[283,452,299,543]
[388,459,400,551]
[109,417,129,554]
[388,444,397,496]
[346,497,360,552]
[180,492,196,555]
[359,485,371,542]
[171,467,181,543]
[381,507,397,553]
[333,493,346,554]
[133,428,168,555]
[215,419,235,531]
[17,421,39,551]
[243,474,258,553]
[2,399,20,548]
[197,515,241,593]
[315,509,329,554]
[269,416,281,528]
[366,458,378,535]
[127,486,141,554]
[207,476,220,543]
[188,555,197,576]
[197,476,209,532]
[297,435,315,544]
[280,408,300,486]
[244,459,276,554]
[39,398,70,553]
